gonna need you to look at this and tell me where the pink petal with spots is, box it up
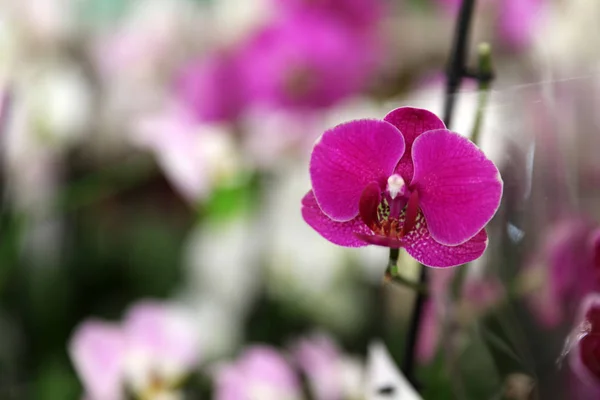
[403,223,488,268]
[411,129,502,246]
[384,107,445,181]
[310,119,405,221]
[68,320,126,400]
[302,191,370,247]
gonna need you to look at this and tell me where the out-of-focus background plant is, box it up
[0,0,600,399]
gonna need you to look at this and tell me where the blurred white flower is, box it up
[533,0,600,71]
[6,61,91,156]
[209,0,273,45]
[1,0,80,47]
[183,215,262,316]
[90,0,210,148]
[1,60,91,266]
[365,342,422,400]
[263,164,367,333]
[191,296,244,361]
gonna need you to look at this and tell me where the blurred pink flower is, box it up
[274,0,386,30]
[132,103,240,202]
[497,0,544,50]
[417,268,455,363]
[175,51,247,123]
[292,333,364,400]
[240,13,381,111]
[214,346,302,400]
[524,217,600,327]
[69,300,200,400]
[417,270,504,364]
[302,107,502,267]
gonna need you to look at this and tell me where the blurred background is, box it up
[0,0,599,399]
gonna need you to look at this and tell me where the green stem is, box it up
[470,43,493,145]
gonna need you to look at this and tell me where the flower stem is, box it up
[443,0,477,128]
[384,259,428,294]
[470,42,494,145]
[399,0,479,390]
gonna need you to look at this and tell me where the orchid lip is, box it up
[358,181,421,245]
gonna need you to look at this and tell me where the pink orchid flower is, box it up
[214,346,302,400]
[275,0,386,30]
[175,51,247,124]
[69,300,200,400]
[523,217,600,328]
[240,12,380,111]
[302,107,503,268]
[292,333,364,400]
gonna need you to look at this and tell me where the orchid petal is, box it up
[124,301,200,382]
[310,119,405,221]
[358,182,381,229]
[411,129,502,245]
[302,191,370,247]
[403,222,488,268]
[68,320,126,400]
[384,107,445,181]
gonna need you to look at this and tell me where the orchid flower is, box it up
[302,107,503,268]
[240,13,380,111]
[214,346,302,400]
[522,217,600,327]
[292,333,364,400]
[175,51,246,124]
[69,300,200,400]
[274,0,386,30]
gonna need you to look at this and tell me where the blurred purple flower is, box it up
[524,217,600,327]
[417,268,455,363]
[175,51,247,123]
[568,293,600,392]
[240,13,381,111]
[302,107,502,267]
[417,270,504,363]
[69,300,200,400]
[214,346,302,400]
[292,333,364,400]
[274,0,385,30]
[497,0,544,49]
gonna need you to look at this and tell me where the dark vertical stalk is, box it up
[443,0,477,128]
[400,0,478,389]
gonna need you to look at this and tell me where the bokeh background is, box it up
[0,0,599,399]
